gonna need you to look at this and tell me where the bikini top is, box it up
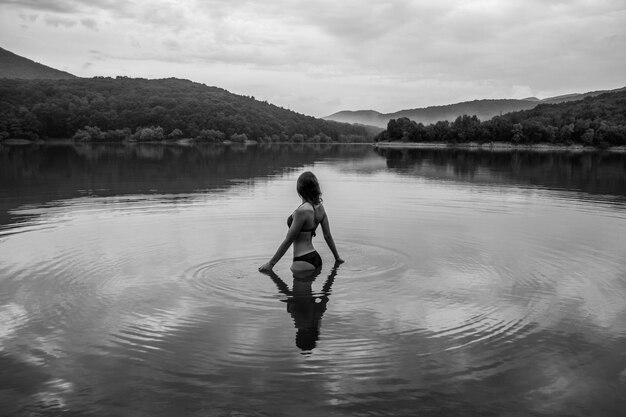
[287,202,325,237]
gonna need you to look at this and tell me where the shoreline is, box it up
[2,138,624,152]
[373,141,626,153]
[0,138,375,146]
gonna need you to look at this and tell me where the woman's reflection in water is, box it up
[267,262,340,352]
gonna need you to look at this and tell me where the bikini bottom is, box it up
[293,251,322,269]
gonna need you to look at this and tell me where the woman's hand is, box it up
[334,258,345,265]
[258,262,275,274]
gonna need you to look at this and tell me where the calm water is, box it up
[1,143,626,416]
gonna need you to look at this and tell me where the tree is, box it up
[386,119,401,141]
[452,115,481,143]
[290,133,306,143]
[196,129,225,142]
[231,133,248,143]
[580,128,595,145]
[136,126,164,141]
[511,123,524,143]
[73,125,105,141]
[559,124,574,144]
[105,128,132,141]
[168,128,183,140]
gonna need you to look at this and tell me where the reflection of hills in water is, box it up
[0,144,371,227]
[374,148,626,197]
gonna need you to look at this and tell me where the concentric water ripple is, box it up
[337,240,410,279]
[181,241,411,306]
[182,255,281,310]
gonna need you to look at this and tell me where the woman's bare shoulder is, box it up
[294,203,314,215]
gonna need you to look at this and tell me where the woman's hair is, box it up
[297,171,322,205]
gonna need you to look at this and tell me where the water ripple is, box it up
[182,256,278,310]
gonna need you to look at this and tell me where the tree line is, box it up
[0,77,374,143]
[375,89,626,147]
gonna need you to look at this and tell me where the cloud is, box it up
[44,15,77,28]
[18,13,39,22]
[295,0,417,43]
[162,38,180,51]
[139,2,190,33]
[129,36,142,49]
[80,18,98,30]
[1,0,189,29]
[1,0,80,14]
[0,0,139,16]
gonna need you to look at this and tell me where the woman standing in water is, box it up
[259,171,343,274]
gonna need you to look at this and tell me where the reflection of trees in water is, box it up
[375,148,626,196]
[0,144,372,225]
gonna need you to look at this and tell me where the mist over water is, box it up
[1,143,626,416]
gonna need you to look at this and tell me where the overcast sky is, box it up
[1,0,625,117]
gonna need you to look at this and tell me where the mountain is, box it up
[0,47,76,80]
[326,110,386,126]
[325,88,626,128]
[373,88,626,147]
[0,77,372,142]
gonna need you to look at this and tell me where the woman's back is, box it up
[291,202,326,257]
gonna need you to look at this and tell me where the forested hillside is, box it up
[0,77,373,143]
[0,47,76,80]
[374,89,626,147]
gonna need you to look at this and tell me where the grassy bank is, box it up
[373,141,626,152]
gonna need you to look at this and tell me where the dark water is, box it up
[1,143,626,416]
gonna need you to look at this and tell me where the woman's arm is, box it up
[320,211,344,263]
[259,208,307,273]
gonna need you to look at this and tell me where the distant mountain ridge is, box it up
[325,88,626,128]
[0,47,76,80]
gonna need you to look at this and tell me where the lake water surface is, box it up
[1,144,626,416]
